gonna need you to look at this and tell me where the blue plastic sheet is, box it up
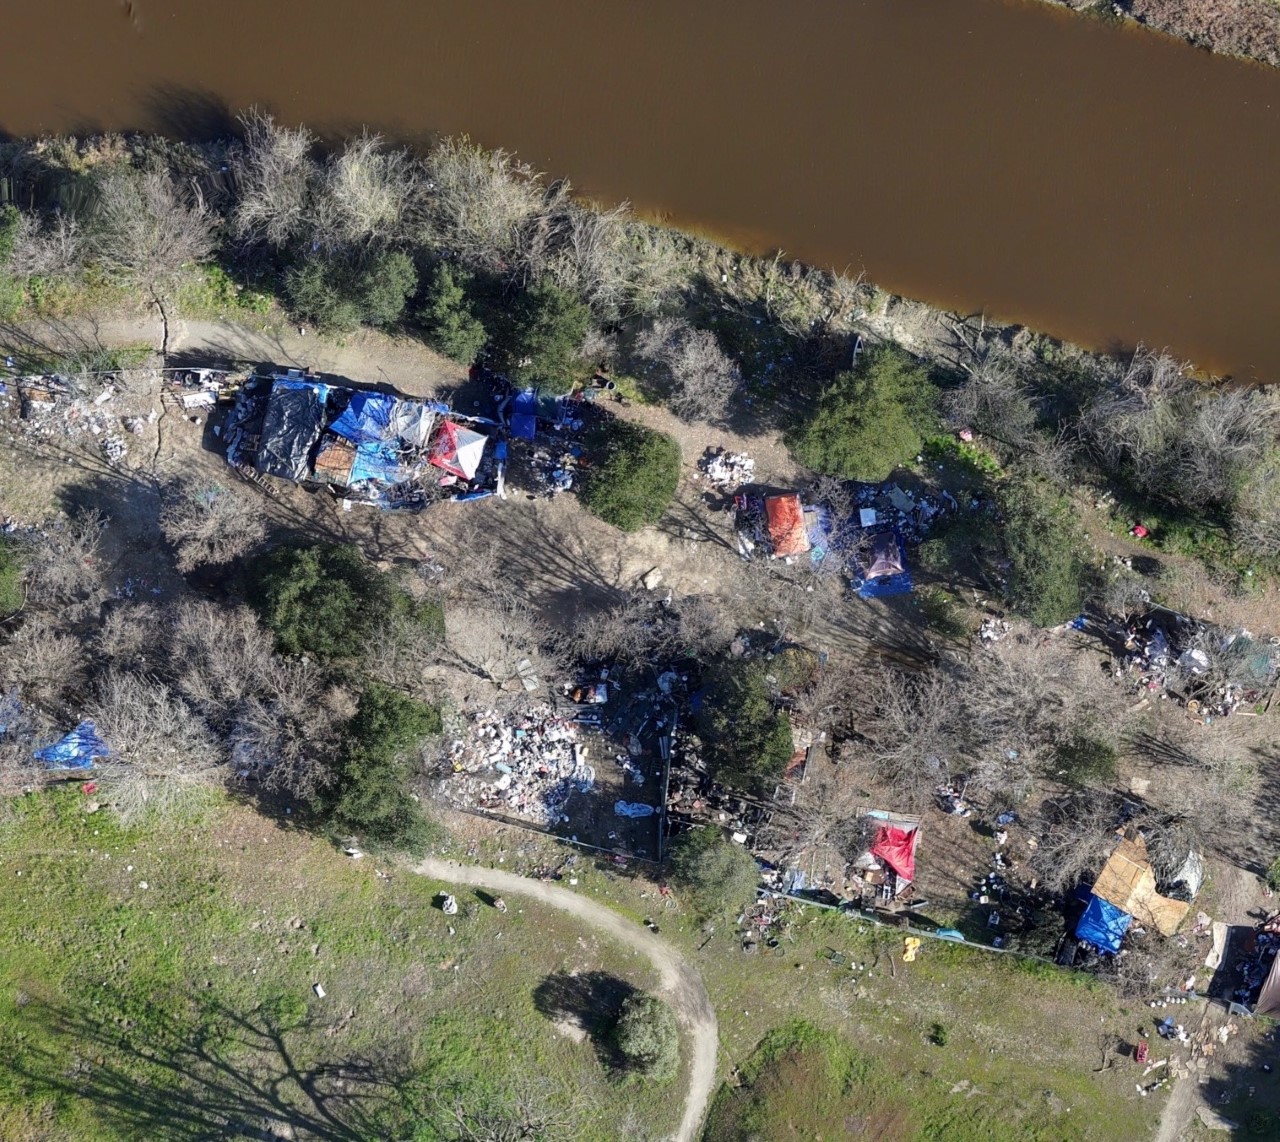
[329,391,397,445]
[33,720,109,770]
[350,442,402,485]
[1075,894,1132,953]
[511,389,538,442]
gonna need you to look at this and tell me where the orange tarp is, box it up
[765,494,810,558]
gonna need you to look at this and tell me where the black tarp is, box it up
[256,381,327,481]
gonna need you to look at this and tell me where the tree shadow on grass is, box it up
[10,997,411,1141]
[532,970,636,1070]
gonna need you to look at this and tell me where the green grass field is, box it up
[0,790,676,1141]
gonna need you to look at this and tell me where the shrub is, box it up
[326,682,441,850]
[0,536,24,618]
[246,542,388,658]
[1052,731,1118,786]
[611,993,680,1081]
[503,279,591,395]
[1001,477,1092,627]
[1266,856,1280,892]
[929,1022,949,1047]
[159,479,266,574]
[667,827,760,917]
[786,345,936,481]
[579,419,680,532]
[419,262,487,363]
[284,247,417,331]
[696,660,794,794]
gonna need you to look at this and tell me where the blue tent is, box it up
[33,720,109,770]
[329,391,397,446]
[1075,894,1132,953]
[510,389,538,442]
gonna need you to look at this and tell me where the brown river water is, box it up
[2,0,1280,380]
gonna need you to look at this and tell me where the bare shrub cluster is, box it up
[634,316,741,422]
[159,479,266,574]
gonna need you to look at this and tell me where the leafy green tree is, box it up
[419,262,487,363]
[696,660,794,795]
[326,682,442,851]
[667,827,760,917]
[0,535,25,618]
[787,346,936,481]
[1001,477,1092,627]
[285,248,417,331]
[579,419,680,532]
[611,993,680,1081]
[504,279,590,395]
[247,542,387,658]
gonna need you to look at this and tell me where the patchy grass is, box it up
[0,791,678,1141]
[176,265,274,320]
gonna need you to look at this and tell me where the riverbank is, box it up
[1053,0,1280,68]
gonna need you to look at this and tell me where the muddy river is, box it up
[3,0,1279,379]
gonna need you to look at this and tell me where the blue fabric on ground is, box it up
[33,720,109,770]
[329,391,397,445]
[1076,894,1132,953]
[350,442,402,485]
[855,570,913,599]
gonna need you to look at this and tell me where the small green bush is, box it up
[1052,732,1118,786]
[0,535,25,617]
[1266,857,1280,892]
[579,419,680,532]
[786,345,936,481]
[326,682,442,851]
[918,587,968,640]
[247,542,387,658]
[612,993,680,1081]
[502,279,591,395]
[667,827,760,917]
[285,248,417,331]
[419,262,487,364]
[929,1022,949,1047]
[1001,476,1092,627]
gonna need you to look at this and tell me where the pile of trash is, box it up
[852,482,965,546]
[0,374,156,467]
[697,447,755,490]
[444,705,594,827]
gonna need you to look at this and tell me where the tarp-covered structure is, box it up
[223,373,487,507]
[33,720,109,770]
[853,528,912,599]
[765,494,810,558]
[1076,894,1132,954]
[870,823,920,882]
[510,389,538,443]
[1254,954,1280,1017]
[1091,834,1190,937]
[849,809,922,902]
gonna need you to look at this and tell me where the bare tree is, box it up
[439,597,564,691]
[96,601,166,671]
[159,479,265,574]
[168,600,274,725]
[634,316,741,422]
[231,109,317,248]
[89,670,225,822]
[1030,790,1124,895]
[21,510,106,612]
[312,132,418,249]
[943,355,1039,450]
[6,211,85,280]
[236,657,336,804]
[1234,457,1280,562]
[367,597,445,700]
[0,615,82,712]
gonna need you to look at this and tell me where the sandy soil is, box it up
[416,857,717,1142]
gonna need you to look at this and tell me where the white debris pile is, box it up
[1,374,162,467]
[697,447,755,490]
[444,705,594,826]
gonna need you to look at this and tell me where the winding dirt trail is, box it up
[414,858,718,1142]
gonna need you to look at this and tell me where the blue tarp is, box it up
[1076,894,1132,954]
[511,389,538,442]
[33,720,109,770]
[350,442,402,485]
[329,391,397,446]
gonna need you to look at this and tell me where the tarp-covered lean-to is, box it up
[510,389,538,442]
[256,380,328,481]
[870,824,920,882]
[33,720,109,770]
[1076,893,1132,954]
[430,420,488,480]
[328,390,397,445]
[1091,834,1190,937]
[765,494,810,558]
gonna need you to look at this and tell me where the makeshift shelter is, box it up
[256,380,328,481]
[430,421,488,480]
[1254,954,1280,1017]
[870,822,920,881]
[1091,835,1190,937]
[33,720,109,770]
[765,494,810,558]
[865,531,905,579]
[1076,894,1132,954]
[312,434,356,485]
[510,389,538,442]
[328,390,396,445]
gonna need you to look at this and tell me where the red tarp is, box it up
[765,494,810,557]
[870,825,919,881]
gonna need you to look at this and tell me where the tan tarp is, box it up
[1254,953,1280,1017]
[1091,835,1190,937]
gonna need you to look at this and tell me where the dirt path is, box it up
[414,857,718,1142]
